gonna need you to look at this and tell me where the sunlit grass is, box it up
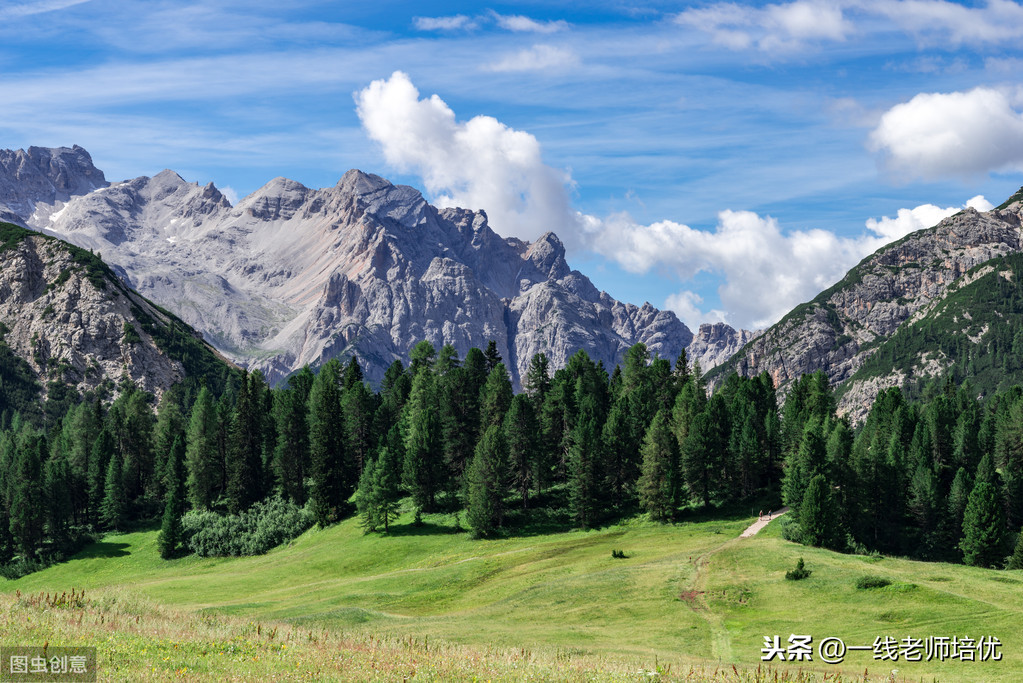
[3,507,1019,681]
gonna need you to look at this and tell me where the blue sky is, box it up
[1,0,1022,330]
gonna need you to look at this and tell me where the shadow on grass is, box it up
[384,521,463,537]
[73,541,131,559]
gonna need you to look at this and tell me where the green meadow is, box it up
[2,508,1020,681]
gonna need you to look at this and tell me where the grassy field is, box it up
[2,507,1020,681]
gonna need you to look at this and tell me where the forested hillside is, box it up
[2,333,1020,577]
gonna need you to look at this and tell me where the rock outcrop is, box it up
[0,225,213,398]
[0,145,107,221]
[710,193,1023,418]
[687,323,761,371]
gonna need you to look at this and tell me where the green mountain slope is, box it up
[837,251,1023,405]
[708,188,1023,421]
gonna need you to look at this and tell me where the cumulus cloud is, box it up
[354,71,580,243]
[665,291,727,331]
[864,196,993,242]
[413,15,477,31]
[491,12,569,33]
[486,45,580,73]
[869,87,1023,178]
[354,72,993,330]
[675,0,850,52]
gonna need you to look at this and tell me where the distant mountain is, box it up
[709,188,1023,420]
[0,146,750,386]
[0,221,235,415]
[687,323,761,372]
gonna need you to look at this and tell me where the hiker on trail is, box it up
[758,509,763,521]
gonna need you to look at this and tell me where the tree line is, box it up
[783,374,1023,568]
[0,339,1020,571]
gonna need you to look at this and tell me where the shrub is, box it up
[611,549,628,559]
[182,496,313,557]
[855,575,891,589]
[785,557,811,581]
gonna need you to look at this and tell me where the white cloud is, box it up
[869,87,1023,178]
[354,72,996,330]
[593,209,867,329]
[220,186,239,205]
[865,0,1023,46]
[486,45,580,73]
[354,71,580,243]
[863,196,990,243]
[675,1,850,52]
[664,290,727,331]
[676,0,1023,52]
[413,15,477,31]
[491,12,569,33]
[0,0,90,19]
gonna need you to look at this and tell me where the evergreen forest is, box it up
[1,338,1021,577]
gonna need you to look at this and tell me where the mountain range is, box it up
[0,145,753,387]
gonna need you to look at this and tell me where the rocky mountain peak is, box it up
[525,231,570,281]
[0,145,108,219]
[336,168,392,195]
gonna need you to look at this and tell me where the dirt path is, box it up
[682,507,790,662]
[739,507,789,538]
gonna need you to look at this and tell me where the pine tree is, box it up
[945,466,972,557]
[9,433,45,558]
[401,368,442,519]
[479,363,513,432]
[153,389,185,499]
[438,365,480,498]
[466,425,509,538]
[88,427,114,526]
[799,474,842,549]
[961,454,1006,567]
[638,409,680,521]
[309,359,349,526]
[483,340,502,373]
[524,352,551,409]
[43,450,73,545]
[342,380,373,476]
[118,388,155,503]
[227,371,265,513]
[567,394,602,528]
[783,420,826,516]
[100,449,127,531]
[1007,527,1023,570]
[185,387,219,510]
[0,497,13,564]
[272,385,310,504]
[356,446,403,533]
[158,436,186,559]
[504,394,538,509]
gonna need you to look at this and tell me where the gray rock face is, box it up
[0,233,188,398]
[0,145,107,220]
[712,197,1023,419]
[687,323,761,371]
[3,148,700,387]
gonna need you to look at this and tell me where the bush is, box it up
[785,557,812,581]
[610,549,628,559]
[182,496,313,557]
[855,575,891,589]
